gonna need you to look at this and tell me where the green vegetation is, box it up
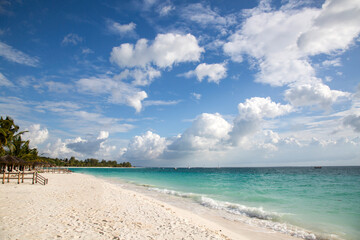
[39,156,132,167]
[0,116,38,162]
[0,116,132,167]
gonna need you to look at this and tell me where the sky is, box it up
[0,0,360,167]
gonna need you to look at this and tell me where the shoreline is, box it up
[0,172,302,240]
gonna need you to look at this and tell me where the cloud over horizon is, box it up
[1,0,359,166]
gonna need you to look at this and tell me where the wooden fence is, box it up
[37,168,72,174]
[2,172,48,185]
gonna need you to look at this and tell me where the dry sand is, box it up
[0,172,300,240]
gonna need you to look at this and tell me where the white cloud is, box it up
[44,138,78,159]
[143,0,158,8]
[45,81,72,93]
[0,41,39,67]
[223,0,359,108]
[0,72,13,87]
[322,58,341,67]
[123,131,167,160]
[191,92,201,100]
[107,20,136,35]
[110,33,204,68]
[185,63,227,84]
[66,138,105,155]
[297,0,360,55]
[237,97,293,119]
[169,113,232,151]
[285,82,350,108]
[181,3,235,27]
[158,4,175,16]
[143,100,181,107]
[62,33,82,46]
[116,66,161,86]
[97,131,109,140]
[34,100,134,134]
[223,6,318,86]
[22,124,49,148]
[43,132,112,159]
[231,97,293,145]
[77,76,148,112]
[354,84,360,99]
[343,114,360,132]
[82,48,94,54]
[35,101,81,113]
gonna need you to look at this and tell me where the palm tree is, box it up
[0,116,35,159]
[0,116,20,155]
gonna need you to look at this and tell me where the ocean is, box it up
[69,167,360,240]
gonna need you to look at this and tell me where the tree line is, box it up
[40,156,132,167]
[0,116,132,168]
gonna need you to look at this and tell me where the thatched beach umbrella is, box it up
[0,155,24,172]
[0,155,23,164]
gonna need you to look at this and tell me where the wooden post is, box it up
[32,172,35,184]
[7,172,10,183]
[35,172,37,183]
[2,172,5,184]
[18,172,20,184]
[22,171,24,183]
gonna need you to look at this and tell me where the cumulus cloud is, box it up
[62,33,82,46]
[185,63,227,84]
[22,124,49,148]
[169,113,232,151]
[66,131,110,155]
[97,131,109,140]
[67,138,106,155]
[117,66,161,86]
[77,76,147,112]
[223,0,358,108]
[107,20,136,35]
[44,139,77,159]
[0,72,13,87]
[297,0,360,55]
[43,132,112,159]
[0,41,39,67]
[237,97,293,119]
[285,82,350,108]
[343,114,360,132]
[231,97,293,145]
[110,33,204,68]
[224,6,318,85]
[122,131,167,160]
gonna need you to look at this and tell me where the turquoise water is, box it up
[70,167,360,240]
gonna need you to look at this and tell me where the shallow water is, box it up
[69,167,360,240]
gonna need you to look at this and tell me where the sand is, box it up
[0,172,300,240]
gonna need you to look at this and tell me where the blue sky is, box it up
[1,0,359,167]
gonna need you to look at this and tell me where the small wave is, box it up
[199,196,279,220]
[148,187,326,240]
[150,187,198,199]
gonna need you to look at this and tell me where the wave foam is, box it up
[148,187,323,240]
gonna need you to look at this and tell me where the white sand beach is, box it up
[0,173,300,240]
